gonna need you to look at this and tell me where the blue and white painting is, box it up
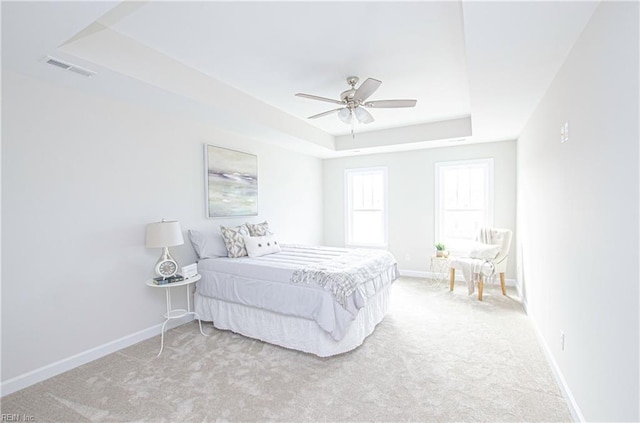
[206,145,258,217]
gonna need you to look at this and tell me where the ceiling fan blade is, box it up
[295,93,344,105]
[308,108,344,119]
[364,99,417,108]
[353,78,382,102]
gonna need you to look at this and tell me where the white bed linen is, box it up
[195,284,391,357]
[195,245,397,341]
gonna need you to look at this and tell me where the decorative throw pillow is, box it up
[242,233,281,257]
[188,230,229,259]
[220,224,250,258]
[246,221,270,237]
[469,243,501,260]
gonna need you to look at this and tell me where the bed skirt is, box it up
[194,284,391,357]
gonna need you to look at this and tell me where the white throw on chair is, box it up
[449,228,512,301]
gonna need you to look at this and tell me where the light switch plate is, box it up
[560,121,569,143]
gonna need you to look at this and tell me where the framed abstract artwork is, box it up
[204,145,258,218]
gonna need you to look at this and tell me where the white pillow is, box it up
[469,243,500,260]
[242,233,281,257]
[188,230,229,259]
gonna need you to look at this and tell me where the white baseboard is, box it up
[1,317,193,397]
[525,305,584,422]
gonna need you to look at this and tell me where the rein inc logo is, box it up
[1,415,34,422]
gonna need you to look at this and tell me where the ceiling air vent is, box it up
[42,56,96,78]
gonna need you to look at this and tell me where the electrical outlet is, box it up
[404,253,411,261]
[560,331,565,351]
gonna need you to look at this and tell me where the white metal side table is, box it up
[429,256,452,284]
[145,274,207,356]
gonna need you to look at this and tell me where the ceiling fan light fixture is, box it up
[295,76,417,127]
[338,108,353,124]
[355,107,374,124]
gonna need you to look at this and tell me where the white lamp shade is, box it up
[355,107,374,124]
[338,108,353,124]
[145,220,184,248]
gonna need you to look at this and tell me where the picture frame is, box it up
[204,144,258,218]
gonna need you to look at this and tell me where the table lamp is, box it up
[145,220,184,278]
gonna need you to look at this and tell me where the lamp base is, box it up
[154,247,179,278]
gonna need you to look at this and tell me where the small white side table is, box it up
[145,274,207,356]
[430,256,452,284]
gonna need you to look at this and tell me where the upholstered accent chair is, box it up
[449,228,513,301]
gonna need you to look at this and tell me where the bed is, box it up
[193,244,398,357]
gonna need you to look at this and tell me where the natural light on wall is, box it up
[345,167,388,247]
[435,159,494,253]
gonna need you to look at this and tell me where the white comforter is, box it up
[196,245,398,341]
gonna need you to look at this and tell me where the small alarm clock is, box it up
[181,263,198,278]
[155,257,178,278]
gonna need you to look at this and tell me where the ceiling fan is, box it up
[295,76,417,126]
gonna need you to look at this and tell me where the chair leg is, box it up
[478,275,484,301]
[449,268,455,291]
[500,272,506,295]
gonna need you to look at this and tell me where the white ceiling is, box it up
[2,1,599,158]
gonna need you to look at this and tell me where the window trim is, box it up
[434,158,494,252]
[344,167,388,248]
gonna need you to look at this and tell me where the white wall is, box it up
[323,141,517,280]
[517,2,639,421]
[1,71,323,386]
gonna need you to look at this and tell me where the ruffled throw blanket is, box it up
[291,248,398,308]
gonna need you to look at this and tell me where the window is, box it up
[435,159,494,252]
[345,167,387,247]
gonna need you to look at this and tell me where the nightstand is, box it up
[146,274,207,356]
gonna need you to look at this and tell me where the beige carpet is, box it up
[2,278,572,422]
